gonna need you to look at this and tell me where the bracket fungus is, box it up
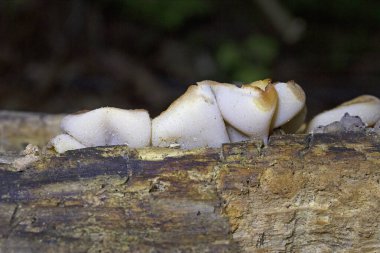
[57,107,151,151]
[203,79,278,144]
[50,79,310,153]
[272,81,306,129]
[151,84,230,149]
[307,95,380,133]
[49,134,86,154]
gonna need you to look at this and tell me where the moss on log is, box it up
[0,111,380,252]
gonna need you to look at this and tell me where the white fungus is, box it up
[152,84,230,149]
[272,81,306,129]
[61,107,151,148]
[49,134,86,153]
[106,108,151,147]
[307,95,380,133]
[48,79,312,153]
[204,79,278,143]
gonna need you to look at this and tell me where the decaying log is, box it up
[0,111,380,252]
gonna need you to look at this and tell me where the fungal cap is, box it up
[307,95,380,132]
[49,134,86,153]
[204,80,277,142]
[61,107,151,148]
[272,81,306,128]
[152,84,230,149]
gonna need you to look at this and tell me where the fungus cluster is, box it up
[50,79,306,153]
[49,79,380,153]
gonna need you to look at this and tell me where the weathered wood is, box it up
[0,111,63,152]
[0,146,238,252]
[219,133,380,252]
[0,111,380,252]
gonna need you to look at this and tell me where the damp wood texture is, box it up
[0,111,380,252]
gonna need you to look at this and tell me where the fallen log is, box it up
[0,111,379,252]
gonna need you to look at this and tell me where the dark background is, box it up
[0,0,379,119]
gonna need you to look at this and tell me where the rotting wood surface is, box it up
[0,111,63,152]
[0,111,380,252]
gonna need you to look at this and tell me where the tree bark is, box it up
[0,111,379,252]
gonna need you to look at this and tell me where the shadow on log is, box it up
[0,111,380,252]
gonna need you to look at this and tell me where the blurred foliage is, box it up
[0,0,379,117]
[217,35,278,82]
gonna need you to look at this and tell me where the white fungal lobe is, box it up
[272,81,306,128]
[152,84,230,149]
[61,108,107,147]
[307,95,380,133]
[205,79,278,143]
[61,107,151,148]
[106,108,151,147]
[49,134,86,153]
